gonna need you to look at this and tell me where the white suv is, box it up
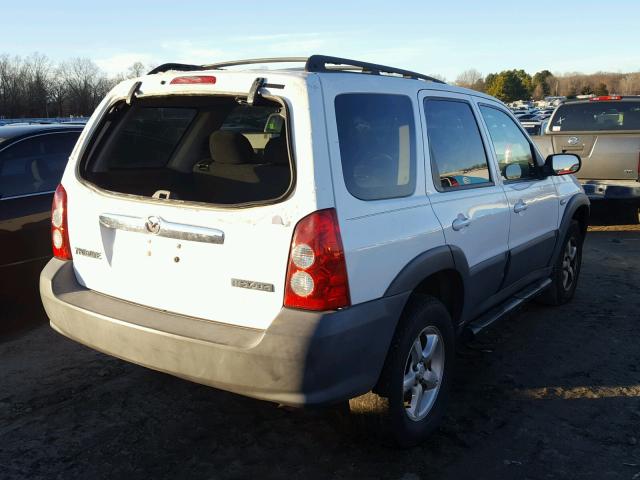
[40,55,589,446]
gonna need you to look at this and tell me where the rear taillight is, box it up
[284,209,350,311]
[51,184,72,260]
[170,75,217,85]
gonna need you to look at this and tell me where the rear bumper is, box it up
[581,180,640,202]
[40,258,408,406]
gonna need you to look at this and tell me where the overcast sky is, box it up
[3,0,639,80]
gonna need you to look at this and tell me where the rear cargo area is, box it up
[81,95,293,205]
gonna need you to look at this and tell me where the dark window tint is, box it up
[479,106,537,182]
[335,94,415,200]
[106,107,196,168]
[550,101,640,132]
[424,99,491,189]
[0,132,80,198]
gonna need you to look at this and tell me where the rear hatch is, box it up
[548,98,640,180]
[67,74,304,330]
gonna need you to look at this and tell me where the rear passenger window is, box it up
[424,99,491,190]
[0,132,80,198]
[479,106,537,182]
[335,94,416,200]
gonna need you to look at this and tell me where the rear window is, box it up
[82,96,292,205]
[107,107,196,169]
[550,101,640,132]
[335,93,416,200]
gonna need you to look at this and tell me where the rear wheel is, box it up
[348,295,454,447]
[538,220,583,305]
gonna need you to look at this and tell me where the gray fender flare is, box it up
[384,245,471,326]
[384,245,468,297]
[550,192,590,265]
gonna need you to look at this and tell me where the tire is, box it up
[347,295,455,447]
[538,220,583,305]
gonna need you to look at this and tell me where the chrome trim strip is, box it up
[99,213,225,244]
[0,190,55,200]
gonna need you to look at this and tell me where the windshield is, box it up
[550,101,640,132]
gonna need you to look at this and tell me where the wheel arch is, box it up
[551,192,590,265]
[384,245,468,329]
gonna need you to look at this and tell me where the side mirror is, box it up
[545,153,581,176]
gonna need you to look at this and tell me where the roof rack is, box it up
[148,55,445,84]
[305,55,446,83]
[202,57,308,70]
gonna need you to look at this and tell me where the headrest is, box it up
[209,131,254,165]
[263,129,289,166]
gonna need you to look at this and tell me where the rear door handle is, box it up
[452,213,471,231]
[514,200,528,213]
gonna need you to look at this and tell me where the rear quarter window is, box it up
[335,93,416,201]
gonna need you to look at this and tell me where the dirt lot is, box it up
[1,220,639,480]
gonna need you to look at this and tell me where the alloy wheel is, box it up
[402,326,445,421]
[562,236,578,291]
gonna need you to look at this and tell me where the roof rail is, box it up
[202,57,308,69]
[305,55,446,83]
[148,55,445,84]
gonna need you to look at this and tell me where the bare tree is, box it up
[619,73,640,95]
[455,69,483,87]
[59,57,111,116]
[127,61,147,78]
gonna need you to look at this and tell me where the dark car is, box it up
[0,124,83,327]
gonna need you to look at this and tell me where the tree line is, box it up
[2,52,640,117]
[455,68,640,102]
[0,53,148,118]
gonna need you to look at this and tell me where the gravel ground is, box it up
[1,219,639,480]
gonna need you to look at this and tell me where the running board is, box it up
[464,278,552,338]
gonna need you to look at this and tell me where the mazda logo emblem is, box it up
[567,136,580,146]
[145,216,161,234]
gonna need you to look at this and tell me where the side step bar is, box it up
[464,278,552,338]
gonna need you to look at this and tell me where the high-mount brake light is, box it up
[170,75,217,85]
[590,95,622,101]
[284,209,350,311]
[51,184,72,260]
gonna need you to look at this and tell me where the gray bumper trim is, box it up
[40,258,408,406]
